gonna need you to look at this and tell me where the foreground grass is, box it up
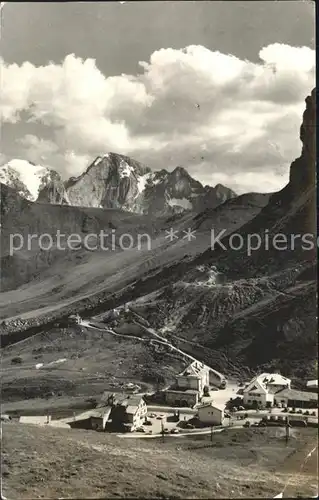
[2,423,317,498]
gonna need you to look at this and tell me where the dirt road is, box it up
[80,317,227,388]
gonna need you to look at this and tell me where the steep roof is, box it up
[244,373,291,394]
[260,373,291,386]
[99,393,144,408]
[244,377,267,394]
[126,405,139,415]
[178,361,209,378]
[126,395,145,406]
[113,395,145,413]
[66,406,111,423]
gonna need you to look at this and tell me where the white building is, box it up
[176,361,210,393]
[306,380,318,392]
[95,393,148,432]
[198,402,224,426]
[19,415,51,425]
[243,373,291,407]
[124,396,147,431]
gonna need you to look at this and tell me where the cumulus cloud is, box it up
[18,134,91,177]
[19,135,59,163]
[0,43,315,193]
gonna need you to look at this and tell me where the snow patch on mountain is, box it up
[93,154,110,167]
[137,172,153,195]
[167,196,193,210]
[119,160,135,178]
[0,159,50,201]
[93,157,102,166]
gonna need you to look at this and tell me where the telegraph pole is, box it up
[285,416,290,443]
[210,425,213,443]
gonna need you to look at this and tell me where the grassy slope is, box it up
[2,423,317,499]
[1,325,186,406]
[0,191,269,323]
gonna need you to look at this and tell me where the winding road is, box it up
[79,312,227,387]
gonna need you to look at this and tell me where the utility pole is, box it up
[210,425,213,443]
[161,420,165,443]
[285,416,290,443]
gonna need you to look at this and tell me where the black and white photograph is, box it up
[0,1,317,498]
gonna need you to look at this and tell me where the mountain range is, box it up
[0,155,236,215]
[0,88,316,383]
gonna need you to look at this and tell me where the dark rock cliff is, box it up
[65,155,236,215]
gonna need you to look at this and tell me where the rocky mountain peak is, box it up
[170,165,192,177]
[289,88,316,191]
[65,152,152,210]
[195,87,316,276]
[0,159,68,204]
[213,183,237,204]
[1,153,237,215]
[63,152,237,214]
[94,152,150,175]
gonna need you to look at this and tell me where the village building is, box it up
[106,394,147,431]
[243,378,274,407]
[198,402,224,426]
[101,393,147,431]
[165,389,199,407]
[274,388,318,408]
[67,407,112,431]
[66,394,147,432]
[19,415,52,425]
[306,380,318,392]
[123,396,148,431]
[243,373,291,407]
[176,361,210,392]
[163,361,211,408]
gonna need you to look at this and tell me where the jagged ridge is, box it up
[0,153,236,215]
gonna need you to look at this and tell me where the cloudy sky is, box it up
[0,1,315,194]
